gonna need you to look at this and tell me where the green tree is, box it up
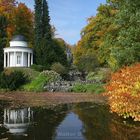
[34,0,43,64]
[34,0,55,67]
[53,38,68,66]
[76,49,99,72]
[42,0,52,40]
[34,0,68,68]
[73,3,118,70]
[0,15,7,72]
[74,0,140,71]
[109,0,140,69]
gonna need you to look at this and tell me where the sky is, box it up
[18,0,106,45]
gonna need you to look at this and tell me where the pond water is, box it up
[0,102,140,140]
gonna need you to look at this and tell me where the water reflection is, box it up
[56,112,84,140]
[74,103,111,140]
[31,105,69,140]
[4,108,33,134]
[0,102,140,140]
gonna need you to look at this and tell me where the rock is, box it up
[44,80,75,92]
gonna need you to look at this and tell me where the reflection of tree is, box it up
[74,103,112,140]
[0,107,5,139]
[28,104,69,140]
[110,117,140,140]
[74,102,140,140]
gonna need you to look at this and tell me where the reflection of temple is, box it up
[4,108,33,134]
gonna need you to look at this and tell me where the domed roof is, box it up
[11,35,27,42]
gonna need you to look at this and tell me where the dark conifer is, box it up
[34,0,68,67]
[42,0,52,40]
[34,0,43,64]
[0,16,7,72]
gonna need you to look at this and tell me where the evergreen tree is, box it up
[34,0,53,67]
[42,0,52,40]
[0,16,7,72]
[41,0,56,67]
[34,0,43,64]
[34,0,68,68]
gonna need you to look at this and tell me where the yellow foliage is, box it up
[106,63,140,121]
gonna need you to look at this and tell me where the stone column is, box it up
[22,52,24,67]
[31,53,33,65]
[28,53,30,67]
[4,52,6,68]
[7,52,10,67]
[14,52,16,67]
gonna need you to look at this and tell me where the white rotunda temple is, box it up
[3,35,33,68]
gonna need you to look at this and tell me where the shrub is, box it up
[76,50,99,72]
[30,64,46,72]
[105,63,140,121]
[70,83,105,94]
[23,70,62,92]
[86,68,111,83]
[51,63,67,77]
[40,70,62,82]
[23,74,48,92]
[9,67,39,81]
[0,69,27,90]
[86,72,96,81]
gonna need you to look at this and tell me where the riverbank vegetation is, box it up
[106,63,140,121]
[0,68,107,93]
[0,69,27,90]
[23,70,61,92]
[70,83,105,94]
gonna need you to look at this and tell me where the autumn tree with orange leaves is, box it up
[0,0,17,39]
[13,3,34,45]
[0,0,34,43]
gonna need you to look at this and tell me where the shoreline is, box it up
[0,92,108,108]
